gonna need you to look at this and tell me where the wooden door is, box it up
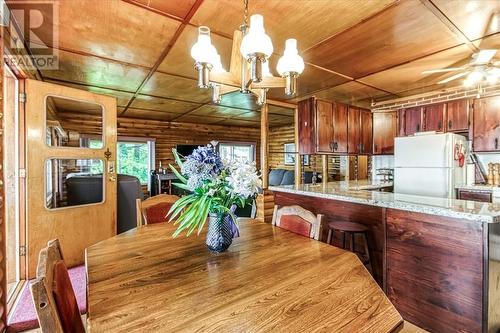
[25,79,117,278]
[333,102,348,153]
[360,110,372,154]
[373,112,397,154]
[297,98,315,154]
[446,99,469,132]
[404,107,422,136]
[424,103,445,132]
[348,107,361,154]
[473,96,500,152]
[315,100,334,153]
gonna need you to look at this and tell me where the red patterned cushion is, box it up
[144,202,174,224]
[52,260,85,333]
[279,215,312,238]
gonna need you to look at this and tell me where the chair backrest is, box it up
[30,239,85,333]
[272,205,323,240]
[136,194,180,227]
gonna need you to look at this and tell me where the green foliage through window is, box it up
[89,140,150,184]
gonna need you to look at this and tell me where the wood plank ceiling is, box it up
[8,0,500,127]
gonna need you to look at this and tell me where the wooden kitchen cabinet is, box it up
[315,100,334,153]
[446,99,469,132]
[473,96,500,152]
[333,102,348,153]
[297,98,315,154]
[373,112,397,154]
[348,106,361,154]
[360,109,372,154]
[423,103,445,132]
[404,107,422,136]
[457,189,492,203]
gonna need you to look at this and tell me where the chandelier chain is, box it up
[243,0,249,28]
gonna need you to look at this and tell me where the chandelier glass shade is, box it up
[277,39,305,76]
[239,14,273,59]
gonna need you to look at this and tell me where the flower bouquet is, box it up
[168,142,261,252]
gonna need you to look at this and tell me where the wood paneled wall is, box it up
[58,114,262,171]
[269,125,335,179]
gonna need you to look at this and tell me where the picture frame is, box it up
[284,143,309,166]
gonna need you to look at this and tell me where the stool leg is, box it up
[342,232,346,249]
[327,229,332,245]
[363,232,373,275]
[350,233,354,252]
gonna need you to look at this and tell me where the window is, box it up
[219,143,255,163]
[117,142,151,185]
[87,138,154,186]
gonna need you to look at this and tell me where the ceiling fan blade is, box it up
[437,71,470,84]
[422,67,464,74]
[472,49,497,65]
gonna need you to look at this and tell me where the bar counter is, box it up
[270,181,500,333]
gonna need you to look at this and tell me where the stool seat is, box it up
[326,220,373,275]
[328,221,368,233]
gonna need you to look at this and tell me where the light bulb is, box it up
[276,39,305,76]
[190,26,218,64]
[240,14,273,58]
[466,70,483,85]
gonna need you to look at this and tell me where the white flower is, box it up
[226,160,262,198]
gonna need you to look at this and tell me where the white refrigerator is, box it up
[394,133,467,198]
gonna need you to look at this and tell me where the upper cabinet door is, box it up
[373,112,397,155]
[297,98,316,155]
[424,104,445,132]
[333,102,348,153]
[348,107,361,154]
[446,100,469,132]
[473,97,500,152]
[315,100,334,153]
[404,107,422,136]
[360,109,372,154]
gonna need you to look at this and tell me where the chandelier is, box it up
[189,0,305,105]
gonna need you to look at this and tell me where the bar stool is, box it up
[326,221,373,274]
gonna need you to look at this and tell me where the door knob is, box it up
[109,176,117,182]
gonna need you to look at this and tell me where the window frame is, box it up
[218,141,257,163]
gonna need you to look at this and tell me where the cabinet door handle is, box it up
[329,141,333,151]
[448,120,452,129]
[335,142,338,151]
[495,138,498,150]
[416,124,420,132]
[374,143,378,152]
[438,122,442,130]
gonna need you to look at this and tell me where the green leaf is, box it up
[172,148,184,168]
[172,182,191,191]
[169,164,187,184]
[196,197,211,235]
[168,195,197,221]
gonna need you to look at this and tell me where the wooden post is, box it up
[294,107,302,187]
[260,103,269,189]
[322,155,328,184]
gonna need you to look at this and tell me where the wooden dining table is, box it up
[85,219,403,332]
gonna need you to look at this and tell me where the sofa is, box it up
[269,169,315,186]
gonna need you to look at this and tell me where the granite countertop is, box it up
[455,184,500,193]
[269,181,500,223]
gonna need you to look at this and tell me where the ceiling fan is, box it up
[422,49,500,87]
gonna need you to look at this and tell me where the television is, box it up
[176,144,199,157]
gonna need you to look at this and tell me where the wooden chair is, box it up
[30,239,85,333]
[136,194,180,227]
[272,205,323,240]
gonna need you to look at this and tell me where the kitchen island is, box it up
[270,181,500,333]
